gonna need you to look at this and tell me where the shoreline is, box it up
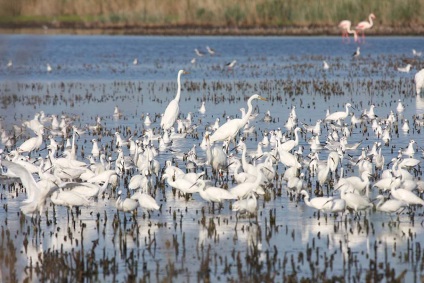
[1,24,424,36]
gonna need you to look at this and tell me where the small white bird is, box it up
[194,48,205,57]
[206,46,215,55]
[323,61,330,70]
[47,63,52,72]
[412,49,422,57]
[7,60,12,68]
[133,58,138,65]
[397,64,411,73]
[396,99,405,112]
[198,101,206,114]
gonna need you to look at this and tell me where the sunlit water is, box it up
[1,35,424,282]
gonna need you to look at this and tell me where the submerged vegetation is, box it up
[0,0,424,34]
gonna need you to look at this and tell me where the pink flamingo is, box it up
[338,20,358,43]
[356,13,376,42]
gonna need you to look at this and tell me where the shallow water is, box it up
[1,35,424,282]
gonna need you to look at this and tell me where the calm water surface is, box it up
[1,35,424,282]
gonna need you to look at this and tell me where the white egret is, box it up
[160,69,188,130]
[278,127,301,152]
[396,99,405,112]
[131,191,160,211]
[91,139,100,157]
[397,64,411,73]
[323,61,330,70]
[195,179,237,204]
[325,103,352,122]
[413,49,422,57]
[209,94,267,144]
[51,190,91,209]
[113,106,123,119]
[415,69,424,95]
[2,160,57,215]
[398,157,420,169]
[116,190,139,212]
[300,190,333,211]
[375,195,408,215]
[230,164,267,198]
[162,173,198,195]
[287,173,305,197]
[339,184,373,218]
[232,159,256,184]
[390,178,424,206]
[144,113,152,125]
[205,132,228,174]
[198,101,206,114]
[232,193,257,215]
[18,126,44,154]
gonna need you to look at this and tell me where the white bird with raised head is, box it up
[209,94,267,144]
[161,69,188,130]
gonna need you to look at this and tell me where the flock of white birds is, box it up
[1,58,424,222]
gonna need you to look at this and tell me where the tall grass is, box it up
[0,0,423,28]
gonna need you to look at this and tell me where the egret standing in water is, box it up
[415,69,424,95]
[209,94,267,145]
[160,69,189,130]
[325,103,353,122]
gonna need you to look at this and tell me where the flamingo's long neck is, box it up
[346,27,358,41]
[368,15,374,28]
[175,71,183,103]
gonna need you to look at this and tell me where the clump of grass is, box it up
[0,0,423,29]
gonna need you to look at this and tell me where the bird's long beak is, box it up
[259,96,268,101]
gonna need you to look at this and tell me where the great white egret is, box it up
[209,94,267,144]
[375,195,408,214]
[130,191,160,211]
[415,69,424,95]
[232,192,257,215]
[2,160,57,216]
[194,179,237,203]
[325,103,352,122]
[161,69,188,130]
[300,190,333,211]
[116,190,139,212]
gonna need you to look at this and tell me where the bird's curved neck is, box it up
[242,98,254,125]
[345,105,350,115]
[303,194,311,206]
[294,128,300,143]
[175,72,183,102]
[241,145,248,165]
[368,15,374,27]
